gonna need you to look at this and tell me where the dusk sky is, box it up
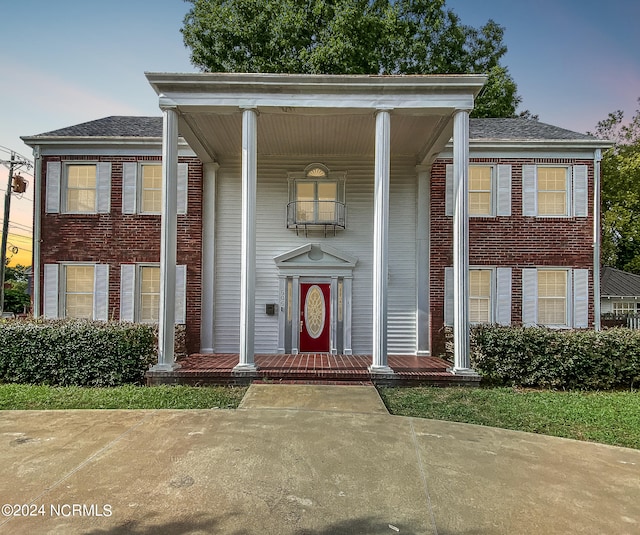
[1,0,638,266]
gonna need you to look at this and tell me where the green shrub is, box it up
[471,325,640,390]
[0,319,157,387]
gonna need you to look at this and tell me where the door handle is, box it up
[300,320,303,333]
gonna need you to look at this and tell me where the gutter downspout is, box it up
[593,148,602,331]
[32,146,42,317]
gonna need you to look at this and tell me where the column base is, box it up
[232,363,258,375]
[368,364,395,375]
[447,366,480,377]
[149,362,181,372]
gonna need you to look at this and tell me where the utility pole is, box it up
[0,151,31,314]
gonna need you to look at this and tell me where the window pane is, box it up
[296,182,315,221]
[317,182,337,221]
[66,165,96,212]
[537,167,567,216]
[538,271,567,325]
[470,270,491,323]
[142,165,162,213]
[140,267,160,322]
[469,166,492,216]
[65,265,94,319]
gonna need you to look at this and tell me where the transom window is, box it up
[470,269,492,323]
[141,164,162,213]
[65,265,95,319]
[537,167,568,216]
[469,166,493,216]
[139,266,160,322]
[538,270,567,325]
[66,165,96,212]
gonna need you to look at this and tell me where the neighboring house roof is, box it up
[601,266,640,298]
[24,116,599,142]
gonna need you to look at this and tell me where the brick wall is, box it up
[430,157,596,356]
[38,155,204,354]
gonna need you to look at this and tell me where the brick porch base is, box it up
[145,354,481,387]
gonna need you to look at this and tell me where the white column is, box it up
[343,276,353,355]
[416,165,430,355]
[234,108,258,372]
[152,106,179,371]
[369,109,394,374]
[200,162,219,353]
[449,109,478,375]
[292,276,300,354]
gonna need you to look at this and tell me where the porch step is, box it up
[145,354,481,388]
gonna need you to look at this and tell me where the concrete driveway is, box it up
[0,384,638,534]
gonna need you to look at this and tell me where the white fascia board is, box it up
[23,137,196,157]
[438,140,612,160]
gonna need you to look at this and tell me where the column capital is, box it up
[374,107,394,116]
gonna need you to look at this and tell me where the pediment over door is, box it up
[274,243,358,277]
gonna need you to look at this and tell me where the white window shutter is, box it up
[46,161,61,213]
[521,268,538,326]
[572,165,588,217]
[122,162,137,214]
[120,264,136,322]
[444,267,454,326]
[177,163,189,215]
[43,264,59,318]
[175,265,187,324]
[522,165,537,216]
[496,268,512,325]
[96,162,111,214]
[496,165,512,216]
[573,269,589,328]
[445,164,453,217]
[93,264,110,321]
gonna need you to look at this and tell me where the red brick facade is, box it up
[38,155,204,354]
[430,157,595,355]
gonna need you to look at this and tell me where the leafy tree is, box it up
[181,0,527,118]
[2,264,30,314]
[590,100,640,273]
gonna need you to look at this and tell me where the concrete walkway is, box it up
[0,385,638,534]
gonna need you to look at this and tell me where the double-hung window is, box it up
[537,270,567,325]
[445,164,511,217]
[122,161,188,215]
[469,269,492,323]
[522,164,588,217]
[43,263,110,320]
[139,266,161,322]
[45,161,111,214]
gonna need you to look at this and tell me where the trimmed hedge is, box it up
[0,319,157,387]
[471,325,640,390]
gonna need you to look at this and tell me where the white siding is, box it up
[214,156,417,354]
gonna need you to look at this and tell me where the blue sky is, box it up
[1,0,639,254]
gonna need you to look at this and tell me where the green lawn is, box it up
[1,384,638,450]
[378,386,640,450]
[0,384,247,410]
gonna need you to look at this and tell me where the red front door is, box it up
[299,283,331,352]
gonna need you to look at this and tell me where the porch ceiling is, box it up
[147,73,487,165]
[178,110,452,163]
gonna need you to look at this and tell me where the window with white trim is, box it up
[119,263,187,324]
[64,265,95,319]
[45,161,111,214]
[522,164,588,218]
[444,267,512,326]
[445,164,511,217]
[139,266,160,322]
[469,269,492,323]
[122,161,188,215]
[521,267,589,328]
[287,164,346,231]
[537,270,567,325]
[537,167,568,216]
[469,166,493,216]
[65,165,96,213]
[140,164,162,214]
[43,263,110,320]
[613,302,638,315]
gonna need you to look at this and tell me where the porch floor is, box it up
[145,353,481,387]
